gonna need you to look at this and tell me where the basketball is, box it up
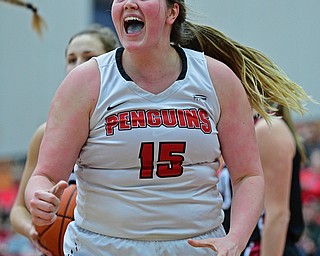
[35,184,77,256]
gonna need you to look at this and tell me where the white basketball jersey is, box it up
[74,46,224,240]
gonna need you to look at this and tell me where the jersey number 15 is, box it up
[139,142,186,179]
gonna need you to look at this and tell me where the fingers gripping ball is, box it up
[35,184,77,256]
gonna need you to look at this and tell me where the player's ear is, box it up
[166,2,179,25]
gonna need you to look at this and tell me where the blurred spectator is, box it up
[297,121,320,256]
[0,158,37,255]
[298,200,320,256]
[300,149,320,204]
[297,122,320,165]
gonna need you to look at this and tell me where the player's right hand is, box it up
[188,235,242,256]
[30,180,68,226]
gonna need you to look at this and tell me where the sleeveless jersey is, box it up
[74,46,223,240]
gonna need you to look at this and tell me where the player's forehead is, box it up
[67,34,105,56]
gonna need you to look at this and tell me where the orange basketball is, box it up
[35,184,77,256]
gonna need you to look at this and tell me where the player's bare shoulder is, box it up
[204,55,249,119]
[66,59,100,90]
[256,117,295,154]
[204,56,244,98]
[58,59,100,113]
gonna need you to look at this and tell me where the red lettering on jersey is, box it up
[198,109,212,134]
[176,109,187,127]
[105,108,213,136]
[131,110,147,128]
[161,109,178,127]
[146,110,161,127]
[105,115,119,136]
[118,112,130,131]
[185,109,201,129]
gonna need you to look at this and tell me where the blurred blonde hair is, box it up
[1,0,46,36]
[178,22,313,121]
[166,0,314,121]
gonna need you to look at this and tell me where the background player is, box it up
[9,24,119,255]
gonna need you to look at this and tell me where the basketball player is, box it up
[219,107,306,256]
[25,0,311,255]
[243,106,306,256]
[9,24,119,255]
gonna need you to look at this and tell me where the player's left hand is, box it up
[188,236,242,256]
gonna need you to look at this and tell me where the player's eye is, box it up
[67,57,77,64]
[84,56,93,62]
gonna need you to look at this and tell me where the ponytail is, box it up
[1,0,46,36]
[178,21,313,121]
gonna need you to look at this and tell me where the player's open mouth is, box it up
[124,17,144,34]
